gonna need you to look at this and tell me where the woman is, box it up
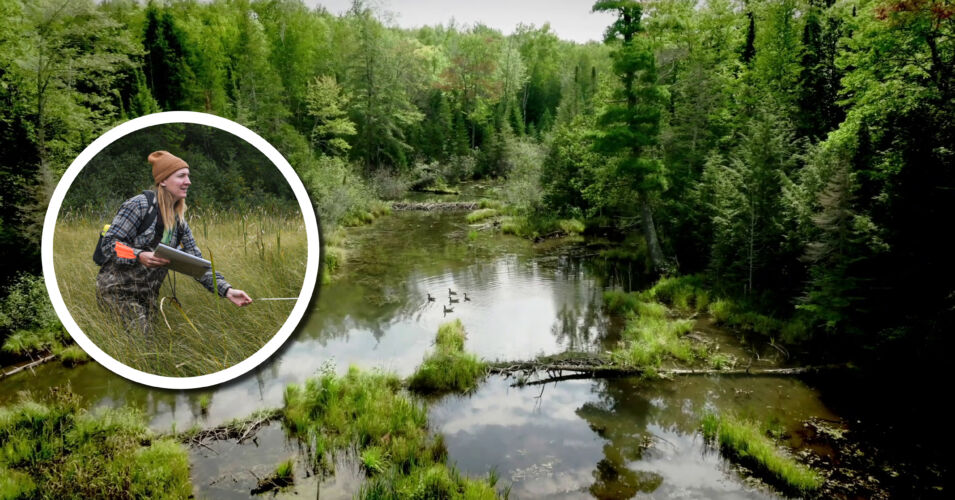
[96,150,252,335]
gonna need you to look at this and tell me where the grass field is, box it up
[52,209,307,377]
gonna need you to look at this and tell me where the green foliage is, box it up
[0,273,65,357]
[275,458,294,480]
[700,412,823,494]
[409,320,487,394]
[0,388,192,498]
[55,345,89,366]
[306,75,357,157]
[466,209,498,223]
[282,364,499,496]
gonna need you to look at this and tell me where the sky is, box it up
[304,0,616,44]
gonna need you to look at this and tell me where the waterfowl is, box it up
[427,293,435,302]
[464,293,471,302]
[449,297,459,304]
[443,305,454,313]
[448,288,458,296]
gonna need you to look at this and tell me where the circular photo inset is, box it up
[42,112,320,389]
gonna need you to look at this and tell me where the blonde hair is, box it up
[155,184,187,232]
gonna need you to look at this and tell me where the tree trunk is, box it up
[640,196,667,272]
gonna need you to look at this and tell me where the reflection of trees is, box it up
[551,288,612,351]
[576,378,664,498]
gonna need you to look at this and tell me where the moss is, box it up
[701,412,823,494]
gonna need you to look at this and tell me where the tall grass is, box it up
[52,209,307,377]
[603,289,708,373]
[282,365,503,499]
[0,388,191,498]
[701,412,823,494]
[409,320,487,394]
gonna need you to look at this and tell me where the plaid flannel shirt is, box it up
[99,193,232,297]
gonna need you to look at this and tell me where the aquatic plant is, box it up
[56,344,89,366]
[700,412,823,494]
[558,218,585,234]
[409,320,487,394]
[0,388,191,498]
[281,365,503,498]
[359,463,500,500]
[466,208,498,223]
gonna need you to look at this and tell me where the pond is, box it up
[2,211,856,498]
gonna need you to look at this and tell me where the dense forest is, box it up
[1,0,953,374]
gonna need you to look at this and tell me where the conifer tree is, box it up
[592,0,669,272]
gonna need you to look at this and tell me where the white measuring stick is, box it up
[256,297,299,301]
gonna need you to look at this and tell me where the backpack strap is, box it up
[141,190,165,250]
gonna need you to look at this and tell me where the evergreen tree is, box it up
[592,0,669,272]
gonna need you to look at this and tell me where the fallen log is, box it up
[181,408,281,445]
[391,201,478,211]
[488,358,848,387]
[1,353,57,378]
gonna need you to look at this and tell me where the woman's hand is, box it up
[226,288,253,307]
[138,251,170,268]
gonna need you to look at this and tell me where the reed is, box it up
[51,210,307,377]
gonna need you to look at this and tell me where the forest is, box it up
[1,0,953,417]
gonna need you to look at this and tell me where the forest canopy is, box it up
[1,0,953,368]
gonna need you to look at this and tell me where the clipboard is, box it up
[154,243,211,278]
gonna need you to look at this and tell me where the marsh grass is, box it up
[0,388,191,498]
[604,288,708,373]
[701,412,823,494]
[499,215,585,239]
[466,208,498,223]
[282,363,503,499]
[409,320,487,394]
[55,344,90,366]
[52,209,307,377]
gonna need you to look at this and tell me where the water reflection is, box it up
[430,374,838,499]
[1,212,616,430]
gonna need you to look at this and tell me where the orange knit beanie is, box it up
[148,151,188,184]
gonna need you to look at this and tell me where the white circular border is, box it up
[41,111,320,389]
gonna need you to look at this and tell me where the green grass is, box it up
[198,393,211,414]
[52,210,307,377]
[645,274,709,313]
[275,458,294,479]
[477,198,503,210]
[341,199,392,227]
[701,412,823,494]
[0,388,191,498]
[557,218,585,234]
[55,344,89,366]
[282,365,503,498]
[604,284,710,374]
[466,208,499,223]
[409,320,487,394]
[610,314,699,369]
[360,463,501,499]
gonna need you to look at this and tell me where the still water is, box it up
[1,211,839,498]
